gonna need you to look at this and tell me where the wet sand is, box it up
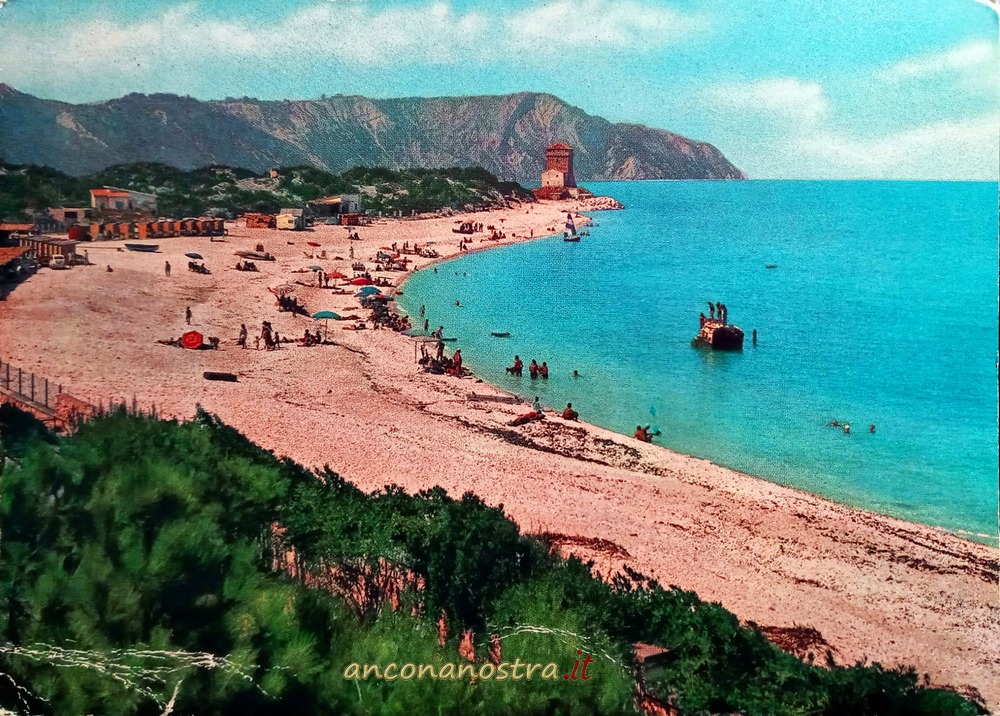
[1,199,997,709]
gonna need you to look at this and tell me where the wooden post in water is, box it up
[18,367,22,395]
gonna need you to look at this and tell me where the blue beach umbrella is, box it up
[313,310,340,339]
[356,286,381,296]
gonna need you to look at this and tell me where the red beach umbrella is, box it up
[181,330,203,350]
[351,277,374,286]
[326,270,347,279]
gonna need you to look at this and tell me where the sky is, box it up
[0,0,997,180]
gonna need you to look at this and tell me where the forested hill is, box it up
[0,85,746,181]
[0,161,531,219]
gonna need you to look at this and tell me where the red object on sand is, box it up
[351,277,374,286]
[181,330,203,350]
[307,241,321,247]
[327,271,347,279]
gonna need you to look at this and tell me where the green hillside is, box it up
[0,161,532,221]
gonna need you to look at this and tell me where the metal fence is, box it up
[0,357,63,414]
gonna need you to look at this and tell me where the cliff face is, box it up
[0,85,746,181]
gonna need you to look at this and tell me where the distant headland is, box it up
[0,85,746,181]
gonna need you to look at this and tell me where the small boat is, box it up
[203,371,238,382]
[125,243,159,252]
[235,250,275,261]
[491,331,511,338]
[765,264,778,269]
[563,237,581,243]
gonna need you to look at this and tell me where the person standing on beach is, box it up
[165,261,171,277]
[238,324,247,349]
[185,306,192,325]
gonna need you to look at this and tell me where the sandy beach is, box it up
[1,199,997,708]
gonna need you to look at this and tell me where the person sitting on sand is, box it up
[532,396,543,412]
[107,265,113,272]
[507,355,523,376]
[634,425,650,442]
[562,403,578,421]
[529,360,539,379]
[540,361,549,379]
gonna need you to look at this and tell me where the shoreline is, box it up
[393,233,997,548]
[1,199,997,709]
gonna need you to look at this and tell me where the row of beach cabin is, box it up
[67,218,225,242]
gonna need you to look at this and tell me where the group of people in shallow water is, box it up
[828,419,876,435]
[505,355,550,379]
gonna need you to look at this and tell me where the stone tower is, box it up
[543,142,576,188]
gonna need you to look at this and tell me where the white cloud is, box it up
[799,114,1000,180]
[880,39,999,82]
[703,78,829,124]
[512,0,704,52]
[0,0,704,94]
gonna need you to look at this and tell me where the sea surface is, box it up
[399,181,999,543]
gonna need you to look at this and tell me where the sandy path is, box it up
[1,200,997,709]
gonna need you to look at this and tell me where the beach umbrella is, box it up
[326,270,347,279]
[185,252,203,259]
[271,284,295,296]
[357,285,381,296]
[308,265,324,271]
[181,330,203,350]
[351,277,374,286]
[313,310,340,338]
[307,241,321,247]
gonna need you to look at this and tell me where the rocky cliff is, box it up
[0,85,746,181]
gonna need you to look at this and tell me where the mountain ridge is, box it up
[0,87,746,181]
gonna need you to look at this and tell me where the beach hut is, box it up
[276,214,303,231]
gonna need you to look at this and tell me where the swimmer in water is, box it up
[572,370,580,378]
[869,423,876,434]
[843,423,851,435]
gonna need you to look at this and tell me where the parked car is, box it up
[49,255,68,269]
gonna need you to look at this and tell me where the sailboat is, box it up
[563,213,581,242]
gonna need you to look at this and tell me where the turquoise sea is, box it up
[399,181,999,543]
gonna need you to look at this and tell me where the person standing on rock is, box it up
[708,302,715,320]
